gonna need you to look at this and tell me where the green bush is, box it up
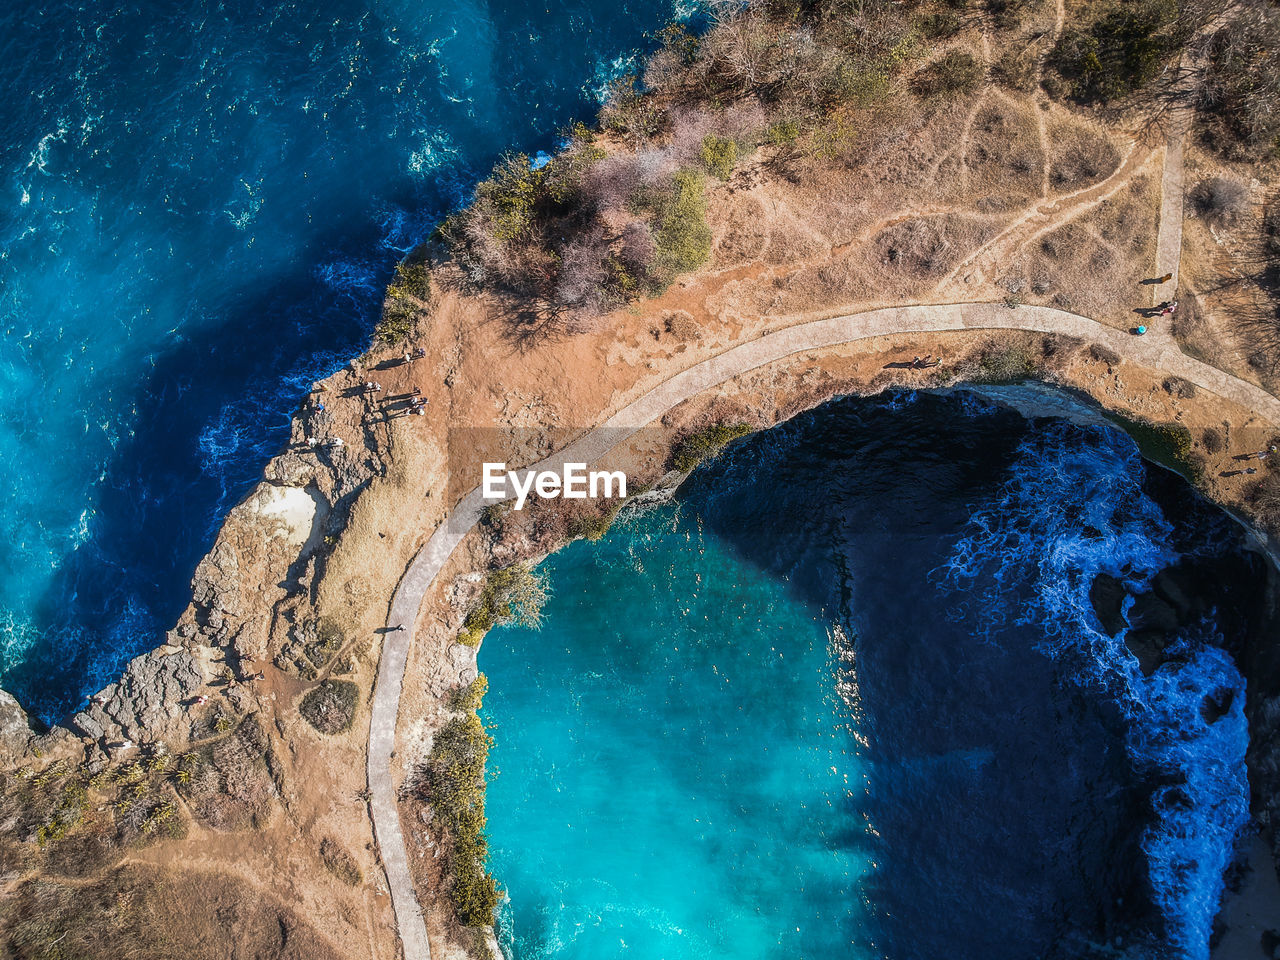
[299,680,359,735]
[458,564,549,646]
[672,422,752,471]
[764,118,802,145]
[387,257,432,302]
[376,299,416,346]
[915,10,962,38]
[447,675,489,713]
[650,170,712,284]
[1049,0,1180,102]
[419,714,499,926]
[913,51,984,96]
[699,135,739,180]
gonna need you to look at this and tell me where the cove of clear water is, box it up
[483,391,1264,960]
[0,0,691,720]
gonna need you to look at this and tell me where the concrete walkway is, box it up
[367,300,1280,959]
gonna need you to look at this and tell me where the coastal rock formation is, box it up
[71,645,204,745]
[0,689,35,762]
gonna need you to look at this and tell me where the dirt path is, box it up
[369,299,1280,959]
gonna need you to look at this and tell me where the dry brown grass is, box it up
[998,169,1160,324]
[179,715,278,831]
[963,99,1046,203]
[1046,118,1123,192]
[2,864,342,960]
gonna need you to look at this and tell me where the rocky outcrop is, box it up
[71,645,204,746]
[172,475,328,665]
[0,689,36,762]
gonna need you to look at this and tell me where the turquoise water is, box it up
[483,392,1261,960]
[485,512,869,960]
[0,1,692,718]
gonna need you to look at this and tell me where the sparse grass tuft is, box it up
[320,837,362,886]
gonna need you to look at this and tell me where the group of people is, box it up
[911,354,941,369]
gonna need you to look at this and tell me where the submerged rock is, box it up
[1090,573,1129,636]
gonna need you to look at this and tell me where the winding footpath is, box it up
[368,300,1280,959]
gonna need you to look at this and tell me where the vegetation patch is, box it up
[644,169,713,286]
[699,134,739,180]
[458,564,549,646]
[319,837,362,886]
[2,865,342,960]
[672,422,753,472]
[448,674,489,713]
[1199,7,1280,157]
[414,712,500,927]
[913,50,984,96]
[299,679,359,735]
[176,714,278,830]
[1103,413,1202,484]
[1048,0,1183,102]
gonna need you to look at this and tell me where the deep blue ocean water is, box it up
[484,392,1262,960]
[0,0,692,719]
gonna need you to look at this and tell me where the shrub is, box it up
[458,564,550,645]
[320,837,362,886]
[1089,343,1122,366]
[976,342,1035,382]
[387,256,432,302]
[992,47,1038,90]
[566,502,623,542]
[1199,8,1280,156]
[648,170,713,284]
[417,714,499,926]
[304,617,345,670]
[600,74,666,140]
[699,135,739,180]
[300,680,359,735]
[913,51,984,96]
[915,10,962,38]
[376,298,417,346]
[447,675,489,713]
[1162,375,1197,399]
[1202,427,1225,454]
[1191,177,1249,228]
[672,422,752,471]
[1049,0,1180,102]
[764,118,802,145]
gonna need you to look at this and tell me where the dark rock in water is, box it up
[1081,525,1103,540]
[1090,573,1130,636]
[1200,688,1236,724]
[1129,592,1181,633]
[1150,567,1201,622]
[1125,629,1176,676]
